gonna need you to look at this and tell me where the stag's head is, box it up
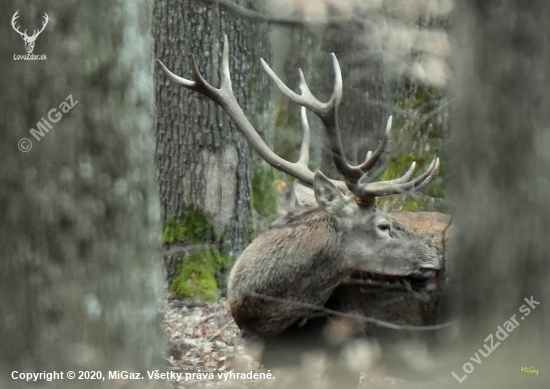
[309,170,441,284]
[11,11,49,54]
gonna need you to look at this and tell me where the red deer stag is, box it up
[157,36,446,362]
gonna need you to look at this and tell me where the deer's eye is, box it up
[377,223,391,232]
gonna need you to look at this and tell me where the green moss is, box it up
[248,214,257,237]
[252,167,279,217]
[171,256,218,301]
[209,249,233,272]
[163,204,236,300]
[163,205,213,244]
[170,249,234,302]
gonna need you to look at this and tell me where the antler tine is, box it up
[360,161,417,186]
[157,58,197,88]
[357,157,440,197]
[404,157,440,192]
[157,35,323,186]
[11,11,27,38]
[190,56,211,90]
[157,52,221,103]
[260,60,324,113]
[328,54,344,106]
[32,13,48,37]
[11,11,19,25]
[365,150,372,160]
[220,35,232,90]
[297,107,311,167]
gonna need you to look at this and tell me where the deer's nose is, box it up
[421,248,443,270]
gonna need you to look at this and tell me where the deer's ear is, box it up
[313,171,353,216]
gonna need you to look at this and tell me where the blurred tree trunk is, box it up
[154,0,271,280]
[0,1,163,388]
[450,1,550,387]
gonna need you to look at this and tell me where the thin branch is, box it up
[406,192,451,207]
[410,98,454,135]
[195,0,364,26]
[362,94,420,121]
[342,278,433,302]
[163,243,225,257]
[362,95,453,128]
[243,291,455,331]
[206,323,231,342]
[170,300,209,308]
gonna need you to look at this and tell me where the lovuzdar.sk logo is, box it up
[11,10,48,60]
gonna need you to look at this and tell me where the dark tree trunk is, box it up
[0,1,163,387]
[153,0,271,262]
[449,1,550,386]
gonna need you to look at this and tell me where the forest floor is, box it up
[162,297,448,389]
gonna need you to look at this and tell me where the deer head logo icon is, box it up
[11,11,49,54]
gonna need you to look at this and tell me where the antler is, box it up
[260,55,439,203]
[11,11,27,39]
[11,11,48,40]
[157,35,439,204]
[30,13,49,40]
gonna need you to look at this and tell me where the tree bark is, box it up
[449,1,550,386]
[154,0,271,258]
[0,1,163,388]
